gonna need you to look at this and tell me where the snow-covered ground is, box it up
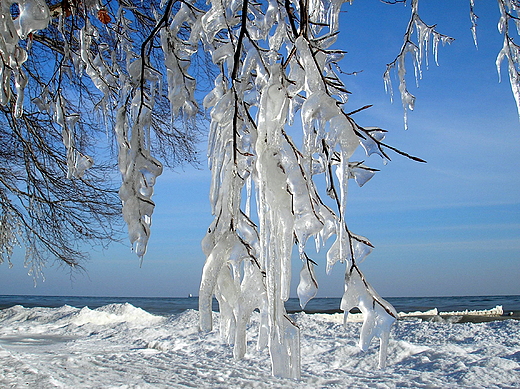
[0,304,519,388]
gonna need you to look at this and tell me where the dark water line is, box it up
[1,294,519,318]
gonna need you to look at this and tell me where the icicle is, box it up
[328,0,348,34]
[53,98,94,179]
[254,68,300,379]
[340,268,397,369]
[383,65,394,102]
[496,4,520,118]
[13,47,28,118]
[469,0,478,49]
[116,94,163,259]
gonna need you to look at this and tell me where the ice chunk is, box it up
[74,153,94,178]
[326,232,348,274]
[297,257,318,309]
[349,162,378,187]
[350,234,373,263]
[15,0,50,39]
[359,128,387,161]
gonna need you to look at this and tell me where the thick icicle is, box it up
[255,69,300,379]
[116,99,163,258]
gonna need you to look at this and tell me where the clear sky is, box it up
[0,0,519,298]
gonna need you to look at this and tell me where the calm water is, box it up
[1,295,519,317]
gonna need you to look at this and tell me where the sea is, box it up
[1,294,519,318]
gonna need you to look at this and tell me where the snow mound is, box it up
[71,303,164,326]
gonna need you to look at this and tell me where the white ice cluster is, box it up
[0,0,49,116]
[196,0,397,378]
[0,0,97,179]
[0,0,168,257]
[79,13,166,258]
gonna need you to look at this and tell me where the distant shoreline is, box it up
[1,295,519,321]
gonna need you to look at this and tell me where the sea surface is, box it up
[1,294,519,317]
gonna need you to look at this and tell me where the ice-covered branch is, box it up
[497,0,520,118]
[6,0,503,380]
[384,0,454,129]
[0,0,206,269]
[469,0,479,48]
[197,0,403,377]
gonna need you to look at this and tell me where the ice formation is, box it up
[0,0,398,378]
[383,0,454,129]
[197,0,398,378]
[0,0,167,258]
[1,0,518,381]
[496,0,520,119]
[0,0,49,113]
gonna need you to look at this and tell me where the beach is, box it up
[0,301,519,388]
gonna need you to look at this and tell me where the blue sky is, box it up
[0,0,519,298]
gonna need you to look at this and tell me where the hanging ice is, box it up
[198,0,400,376]
[297,257,318,309]
[115,103,163,258]
[341,268,397,369]
[384,0,453,129]
[0,0,51,115]
[496,0,520,118]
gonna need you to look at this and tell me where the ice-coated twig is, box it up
[469,0,479,48]
[384,0,454,129]
[497,0,520,118]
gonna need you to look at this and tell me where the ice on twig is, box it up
[385,0,453,129]
[341,268,397,368]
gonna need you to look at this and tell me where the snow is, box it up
[0,304,519,388]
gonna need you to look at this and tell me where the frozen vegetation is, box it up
[1,0,520,379]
